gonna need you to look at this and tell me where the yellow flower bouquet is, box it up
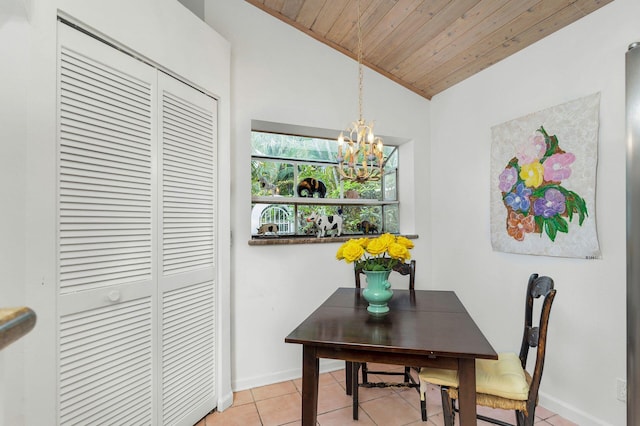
[336,233,414,271]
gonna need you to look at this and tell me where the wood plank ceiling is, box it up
[245,0,614,99]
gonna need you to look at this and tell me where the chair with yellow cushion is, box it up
[418,273,556,426]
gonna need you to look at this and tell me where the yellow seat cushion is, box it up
[419,352,529,400]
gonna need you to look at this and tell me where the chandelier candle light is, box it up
[336,0,385,183]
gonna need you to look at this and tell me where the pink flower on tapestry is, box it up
[498,167,518,192]
[543,152,576,182]
[515,131,546,165]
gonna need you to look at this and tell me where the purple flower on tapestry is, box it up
[505,183,532,212]
[543,152,575,182]
[498,167,518,192]
[533,188,566,218]
[516,131,546,165]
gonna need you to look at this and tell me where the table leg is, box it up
[457,358,477,425]
[345,361,353,395]
[302,346,319,426]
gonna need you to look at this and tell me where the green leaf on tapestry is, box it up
[535,215,544,234]
[531,185,551,198]
[507,157,520,172]
[548,135,559,154]
[566,190,588,225]
[565,196,577,222]
[538,126,559,158]
[576,195,588,225]
[544,218,558,242]
[554,215,569,233]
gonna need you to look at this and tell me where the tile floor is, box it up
[196,363,577,426]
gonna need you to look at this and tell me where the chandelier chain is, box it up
[357,0,363,122]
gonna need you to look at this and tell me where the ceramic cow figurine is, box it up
[257,223,279,236]
[307,212,342,238]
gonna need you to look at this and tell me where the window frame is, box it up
[249,121,406,244]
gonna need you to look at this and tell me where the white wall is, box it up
[1,0,232,423]
[430,0,636,424]
[205,1,431,390]
[0,2,30,424]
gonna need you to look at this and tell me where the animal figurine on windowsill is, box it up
[259,177,279,195]
[257,223,279,236]
[356,220,379,235]
[302,222,318,236]
[297,178,326,198]
[307,211,342,238]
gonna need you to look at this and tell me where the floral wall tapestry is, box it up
[490,93,601,259]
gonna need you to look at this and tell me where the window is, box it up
[250,125,401,241]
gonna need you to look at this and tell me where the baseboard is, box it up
[217,388,234,412]
[232,359,346,392]
[538,392,613,426]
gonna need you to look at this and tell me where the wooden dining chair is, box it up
[349,260,421,418]
[418,273,556,425]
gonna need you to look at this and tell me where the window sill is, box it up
[252,196,399,206]
[248,234,418,246]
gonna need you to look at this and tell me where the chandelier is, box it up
[336,0,385,183]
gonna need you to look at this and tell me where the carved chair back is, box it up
[518,273,557,417]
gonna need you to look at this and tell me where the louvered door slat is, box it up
[60,75,150,121]
[162,280,215,425]
[163,121,212,145]
[163,164,213,181]
[164,367,212,413]
[59,298,153,425]
[62,142,151,170]
[58,23,156,426]
[61,88,150,125]
[61,350,150,404]
[61,48,150,96]
[61,52,151,109]
[164,304,213,334]
[161,83,215,276]
[62,129,151,157]
[164,134,213,157]
[164,169,212,185]
[164,95,213,131]
[163,181,213,196]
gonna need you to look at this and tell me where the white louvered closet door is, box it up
[57,22,217,426]
[158,73,217,426]
[57,22,158,425]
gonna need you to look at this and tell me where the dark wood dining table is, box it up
[285,287,497,425]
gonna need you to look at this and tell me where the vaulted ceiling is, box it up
[245,0,613,99]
